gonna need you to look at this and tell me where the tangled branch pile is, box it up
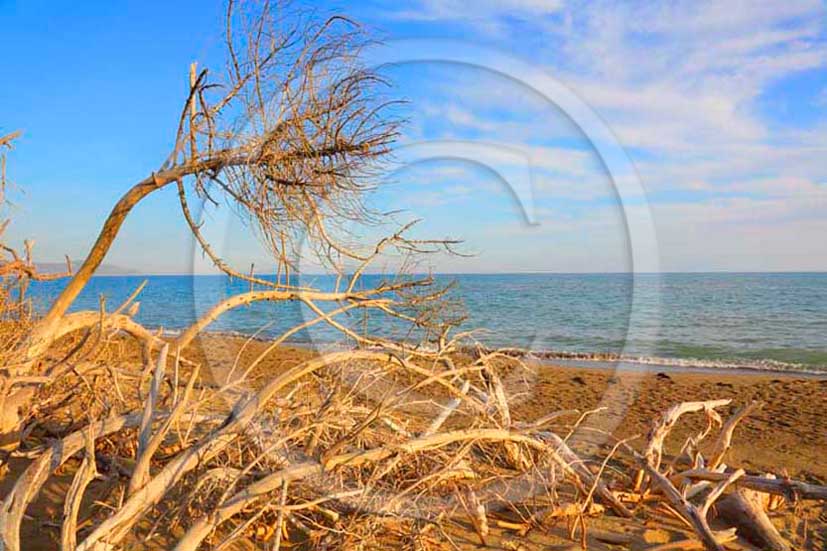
[2,310,826,550]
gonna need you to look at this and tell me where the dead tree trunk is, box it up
[716,488,791,551]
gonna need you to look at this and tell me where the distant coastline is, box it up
[32,264,827,278]
[35,261,139,276]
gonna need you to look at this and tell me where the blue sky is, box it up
[2,0,827,273]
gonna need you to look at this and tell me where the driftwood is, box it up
[541,431,632,518]
[621,394,827,551]
[0,414,142,551]
[129,349,200,497]
[708,401,762,470]
[636,399,731,490]
[129,343,169,495]
[5,343,827,551]
[646,528,738,551]
[716,488,791,551]
[60,425,98,551]
[641,458,744,551]
[74,351,402,551]
[675,470,827,501]
[173,428,575,551]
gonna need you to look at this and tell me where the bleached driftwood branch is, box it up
[717,487,791,551]
[708,400,762,470]
[60,425,98,551]
[634,399,731,491]
[675,470,827,501]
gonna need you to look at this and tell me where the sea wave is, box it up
[524,349,827,376]
[180,330,827,376]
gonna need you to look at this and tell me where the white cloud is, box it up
[419,102,500,132]
[631,1,822,35]
[389,0,565,31]
[547,2,826,155]
[382,0,827,270]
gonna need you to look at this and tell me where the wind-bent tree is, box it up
[0,1,458,447]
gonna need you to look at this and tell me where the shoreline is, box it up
[173,329,827,379]
[548,358,827,379]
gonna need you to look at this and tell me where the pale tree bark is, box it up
[717,488,791,551]
[2,0,408,452]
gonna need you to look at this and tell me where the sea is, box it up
[28,272,827,375]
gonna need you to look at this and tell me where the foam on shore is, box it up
[170,329,827,378]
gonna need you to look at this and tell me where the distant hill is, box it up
[35,261,139,276]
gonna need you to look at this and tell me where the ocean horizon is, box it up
[43,268,827,276]
[29,272,827,374]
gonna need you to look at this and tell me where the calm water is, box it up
[29,273,827,373]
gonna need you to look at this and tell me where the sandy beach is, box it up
[185,334,827,482]
[2,332,825,550]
